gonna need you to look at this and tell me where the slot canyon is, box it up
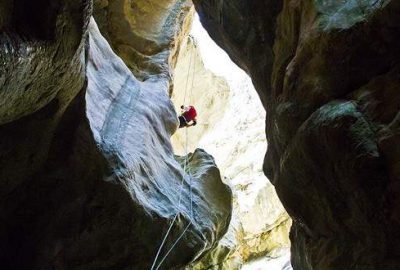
[1,0,400,270]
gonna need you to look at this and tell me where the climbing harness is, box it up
[150,36,198,270]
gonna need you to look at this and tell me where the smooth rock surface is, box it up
[194,0,400,269]
[93,0,193,80]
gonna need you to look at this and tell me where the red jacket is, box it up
[183,106,197,121]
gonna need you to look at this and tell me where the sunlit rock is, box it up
[242,253,292,270]
[171,37,230,154]
[172,18,291,268]
[87,22,232,268]
[93,0,193,79]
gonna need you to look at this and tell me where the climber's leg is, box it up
[179,116,187,128]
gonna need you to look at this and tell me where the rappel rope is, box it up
[150,36,197,270]
[183,36,195,106]
[154,92,197,270]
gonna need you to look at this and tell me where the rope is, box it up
[154,122,194,270]
[150,155,189,270]
[183,35,195,106]
[150,35,197,270]
[189,44,197,106]
[154,223,192,270]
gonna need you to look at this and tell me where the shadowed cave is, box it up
[1,0,58,39]
[1,0,400,270]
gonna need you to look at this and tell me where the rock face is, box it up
[172,18,291,269]
[0,1,232,269]
[0,0,90,194]
[92,0,193,80]
[0,1,91,267]
[194,0,400,269]
[171,37,230,154]
[86,20,232,269]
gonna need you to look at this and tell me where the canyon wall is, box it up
[171,24,291,269]
[194,0,400,269]
[171,37,230,154]
[92,0,192,79]
[0,1,232,269]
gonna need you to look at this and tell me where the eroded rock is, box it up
[194,0,400,269]
[92,0,193,80]
[85,19,232,269]
[0,0,91,268]
[172,21,291,269]
[0,1,232,269]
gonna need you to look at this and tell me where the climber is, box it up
[179,105,197,128]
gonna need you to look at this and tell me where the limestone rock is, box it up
[194,0,400,269]
[86,20,232,269]
[0,2,232,269]
[92,0,193,80]
[171,37,230,154]
[172,19,291,269]
[0,0,91,268]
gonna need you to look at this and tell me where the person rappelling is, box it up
[178,105,197,128]
[152,38,198,270]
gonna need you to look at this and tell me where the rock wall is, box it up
[0,1,232,269]
[0,0,91,268]
[85,19,232,269]
[171,37,230,154]
[171,18,291,269]
[92,0,193,80]
[193,0,400,269]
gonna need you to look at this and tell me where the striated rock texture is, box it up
[85,19,231,269]
[0,1,232,270]
[194,0,400,269]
